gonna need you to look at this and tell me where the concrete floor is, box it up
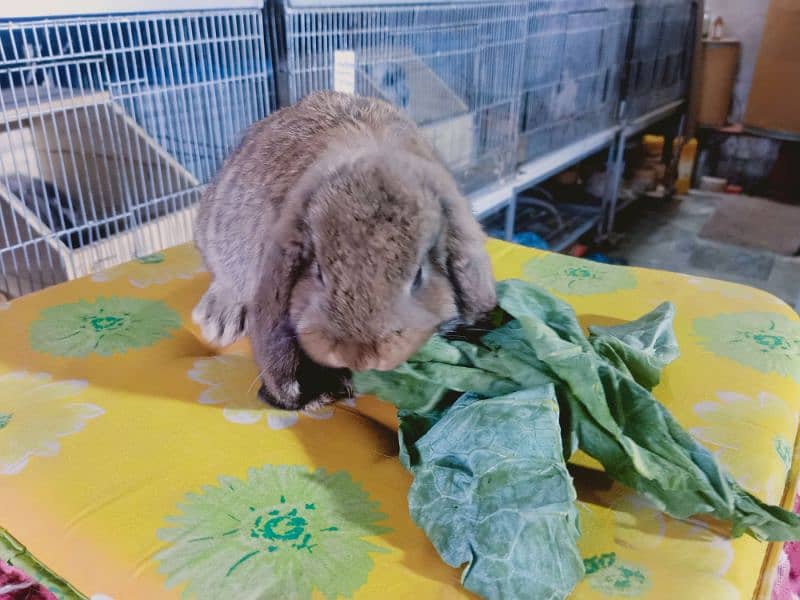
[611,192,800,311]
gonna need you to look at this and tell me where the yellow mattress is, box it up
[1,240,799,599]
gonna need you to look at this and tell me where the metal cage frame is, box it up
[622,0,696,119]
[0,0,701,299]
[518,0,633,164]
[0,9,274,298]
[272,0,528,193]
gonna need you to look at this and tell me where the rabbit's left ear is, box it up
[438,187,497,324]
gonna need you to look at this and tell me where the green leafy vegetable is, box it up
[354,279,800,600]
[405,389,582,600]
[588,302,679,390]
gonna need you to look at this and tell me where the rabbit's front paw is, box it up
[257,362,352,411]
[258,379,304,411]
[192,284,248,347]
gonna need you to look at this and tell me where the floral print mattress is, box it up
[0,239,798,599]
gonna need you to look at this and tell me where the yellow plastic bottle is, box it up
[643,134,664,158]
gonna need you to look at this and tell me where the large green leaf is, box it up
[496,279,800,540]
[354,278,800,600]
[588,302,679,390]
[405,389,583,600]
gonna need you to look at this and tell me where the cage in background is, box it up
[273,0,527,193]
[518,0,632,163]
[0,8,273,298]
[623,0,696,118]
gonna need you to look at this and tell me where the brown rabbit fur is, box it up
[194,91,495,410]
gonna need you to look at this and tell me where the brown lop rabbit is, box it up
[194,91,495,410]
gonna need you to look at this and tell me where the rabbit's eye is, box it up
[412,266,424,292]
[315,263,325,286]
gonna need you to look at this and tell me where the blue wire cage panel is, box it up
[0,10,274,296]
[276,0,527,193]
[518,0,633,164]
[623,0,696,118]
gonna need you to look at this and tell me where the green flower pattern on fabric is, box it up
[693,312,800,380]
[523,254,637,296]
[136,252,166,265]
[584,552,650,597]
[29,296,181,357]
[156,465,389,600]
[584,552,617,575]
[91,245,204,288]
[775,437,792,471]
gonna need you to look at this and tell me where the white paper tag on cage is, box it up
[333,50,356,94]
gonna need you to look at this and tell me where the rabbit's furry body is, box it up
[194,91,495,409]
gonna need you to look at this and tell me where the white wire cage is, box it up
[518,0,632,164]
[0,0,700,300]
[272,0,528,194]
[623,0,696,119]
[0,8,274,299]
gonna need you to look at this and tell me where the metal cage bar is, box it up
[0,9,274,298]
[622,0,696,119]
[518,0,633,163]
[276,0,528,194]
[0,1,700,299]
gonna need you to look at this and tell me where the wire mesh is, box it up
[623,0,695,118]
[519,0,633,163]
[0,10,273,298]
[276,1,527,193]
[0,1,698,300]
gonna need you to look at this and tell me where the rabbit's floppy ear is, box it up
[439,186,497,324]
[249,207,312,407]
[249,169,351,409]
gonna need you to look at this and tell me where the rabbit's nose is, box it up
[371,356,405,372]
[322,347,374,371]
[342,353,389,372]
[352,354,382,372]
[318,350,347,369]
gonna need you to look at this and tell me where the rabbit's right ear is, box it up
[249,170,351,410]
[438,187,497,325]
[249,207,313,409]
